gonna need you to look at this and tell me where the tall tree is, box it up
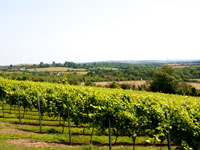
[150,65,184,94]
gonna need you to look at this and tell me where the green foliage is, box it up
[107,82,120,89]
[120,83,132,90]
[84,81,95,86]
[149,65,200,96]
[150,70,181,94]
[61,77,69,84]
[1,78,200,149]
[81,144,94,150]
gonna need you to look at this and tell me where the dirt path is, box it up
[7,139,72,148]
[0,129,35,135]
[7,138,176,149]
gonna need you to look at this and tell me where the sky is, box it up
[0,0,200,65]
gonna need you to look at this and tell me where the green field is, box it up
[188,78,200,82]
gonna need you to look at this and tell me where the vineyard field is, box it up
[0,77,200,149]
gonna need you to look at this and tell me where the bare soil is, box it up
[187,82,200,89]
[94,80,200,90]
[7,139,70,148]
[0,122,12,126]
[0,129,35,135]
[7,139,175,149]
[0,121,31,128]
[95,80,147,87]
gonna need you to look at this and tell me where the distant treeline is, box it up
[0,61,200,84]
[21,61,162,69]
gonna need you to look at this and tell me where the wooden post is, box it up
[165,110,171,150]
[67,96,72,144]
[108,101,112,150]
[37,92,42,134]
[1,95,4,118]
[17,88,21,124]
[109,117,112,150]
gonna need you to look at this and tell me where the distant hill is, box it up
[87,59,200,65]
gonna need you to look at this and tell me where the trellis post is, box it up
[1,95,4,118]
[66,96,72,144]
[108,101,112,150]
[37,92,42,134]
[165,110,171,150]
[17,88,21,124]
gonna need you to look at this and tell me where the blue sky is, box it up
[0,0,200,65]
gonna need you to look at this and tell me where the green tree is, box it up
[39,62,44,68]
[52,61,56,67]
[107,82,120,89]
[150,65,184,94]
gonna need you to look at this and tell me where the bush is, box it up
[107,82,120,89]
[85,81,95,86]
[120,83,131,89]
